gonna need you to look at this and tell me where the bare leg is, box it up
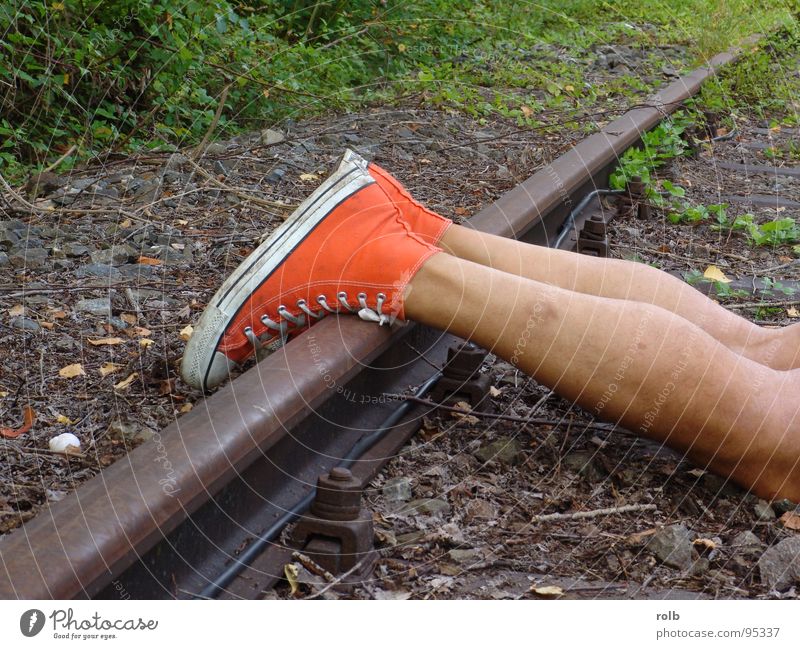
[405,252,800,501]
[439,224,798,370]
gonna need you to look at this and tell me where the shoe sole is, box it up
[182,149,375,391]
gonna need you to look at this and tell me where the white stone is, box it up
[49,432,81,454]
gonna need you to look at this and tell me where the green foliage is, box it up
[761,277,796,296]
[698,23,800,122]
[0,0,403,177]
[754,306,784,318]
[0,0,795,180]
[667,199,800,249]
[609,113,693,192]
[717,213,800,247]
[668,202,727,224]
[748,218,800,246]
[682,269,749,299]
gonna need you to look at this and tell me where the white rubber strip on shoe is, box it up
[182,149,375,390]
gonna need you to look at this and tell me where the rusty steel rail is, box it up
[0,40,754,599]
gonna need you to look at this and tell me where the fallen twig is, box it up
[528,503,656,524]
[302,558,367,600]
[388,394,618,432]
[291,551,335,583]
[725,299,800,310]
[192,84,232,162]
[43,144,77,173]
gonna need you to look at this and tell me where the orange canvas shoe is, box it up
[368,161,453,245]
[181,149,441,391]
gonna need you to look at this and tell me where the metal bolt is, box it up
[329,467,352,481]
[311,468,362,521]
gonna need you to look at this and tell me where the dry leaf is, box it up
[779,511,800,530]
[39,321,54,330]
[175,219,188,226]
[138,255,162,266]
[55,414,74,425]
[120,218,132,228]
[134,326,152,337]
[121,313,138,325]
[158,378,176,395]
[787,307,799,318]
[8,304,24,317]
[449,401,480,425]
[179,402,193,413]
[693,538,717,551]
[299,173,320,182]
[88,336,125,346]
[49,309,67,319]
[531,585,564,598]
[139,338,154,348]
[114,373,137,390]
[0,405,35,439]
[59,363,86,378]
[625,528,656,546]
[703,265,732,284]
[180,324,194,341]
[284,563,300,597]
[99,362,123,377]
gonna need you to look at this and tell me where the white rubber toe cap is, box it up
[181,307,238,391]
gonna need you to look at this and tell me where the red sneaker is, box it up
[181,149,441,391]
[368,162,453,245]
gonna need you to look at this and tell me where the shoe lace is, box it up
[242,291,390,353]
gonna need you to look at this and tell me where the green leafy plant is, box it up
[726,214,800,247]
[0,1,794,180]
[683,269,748,299]
[755,306,784,318]
[668,202,727,225]
[762,277,796,296]
[609,112,694,193]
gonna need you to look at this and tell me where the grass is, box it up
[696,18,800,126]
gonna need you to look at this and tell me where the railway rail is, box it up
[0,41,760,600]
